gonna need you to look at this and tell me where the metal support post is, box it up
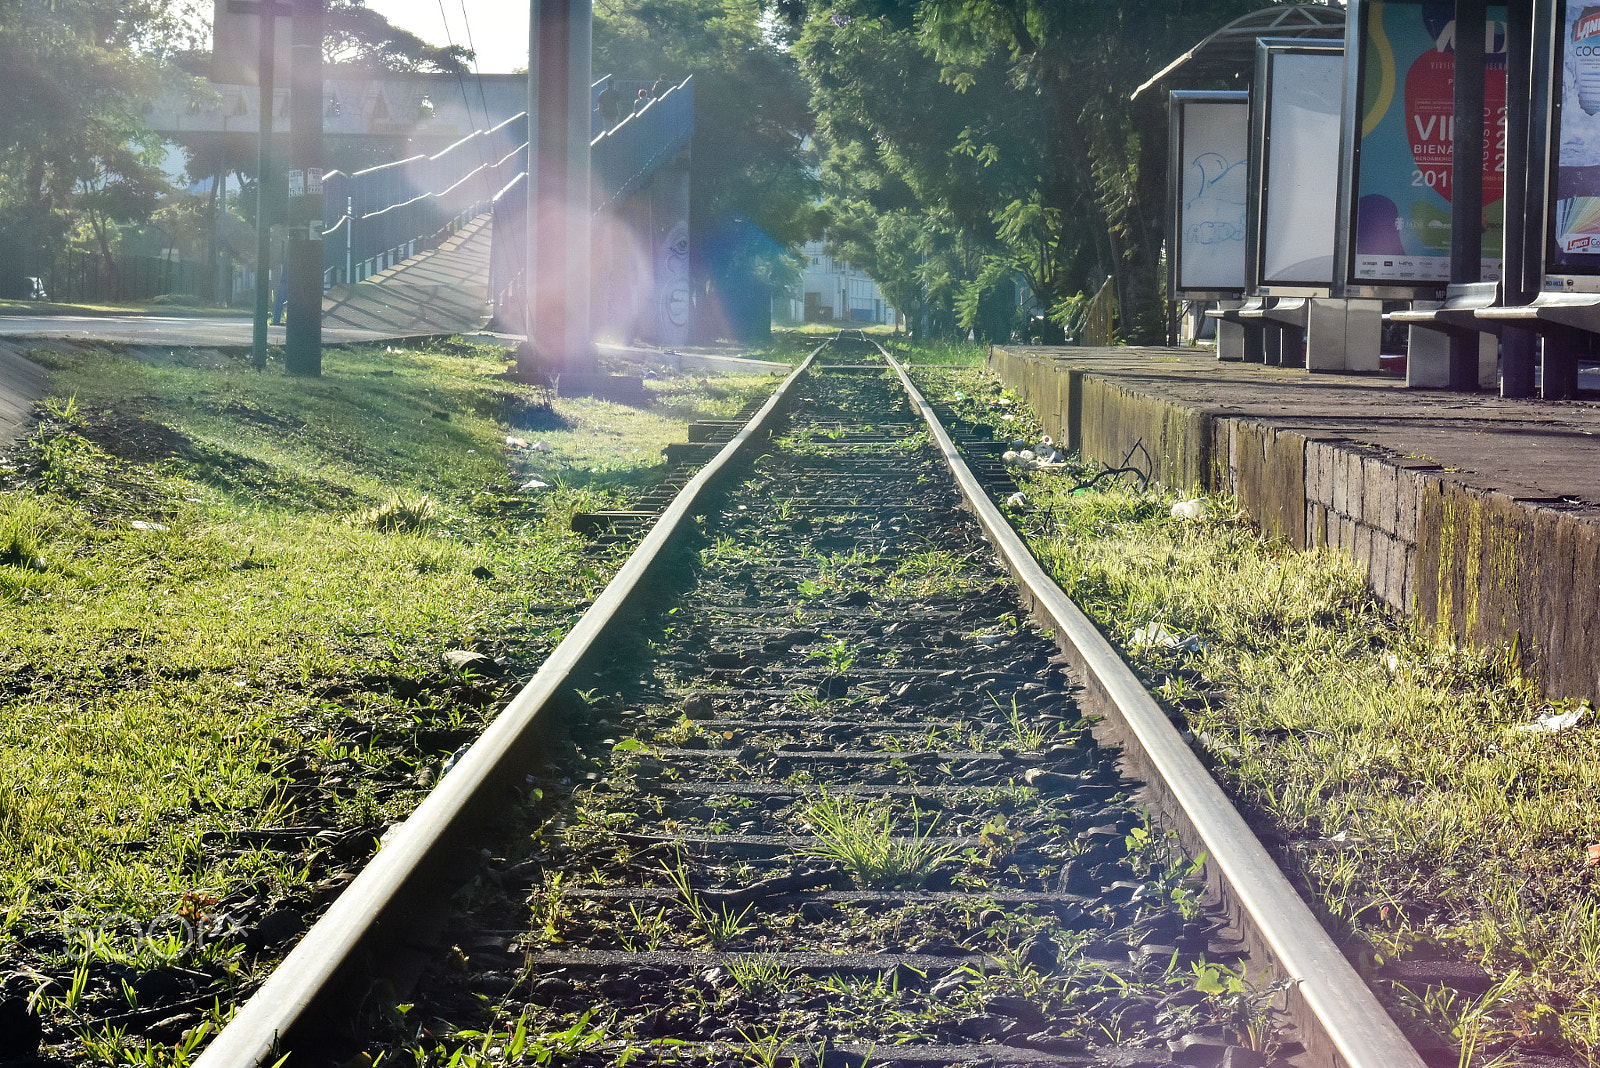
[1449,0,1487,391]
[565,0,592,367]
[1501,0,1537,396]
[251,3,279,370]
[285,0,323,376]
[344,195,353,286]
[521,0,594,376]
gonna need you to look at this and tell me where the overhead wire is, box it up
[457,0,497,142]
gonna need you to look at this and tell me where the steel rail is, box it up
[881,347,1425,1068]
[194,346,825,1068]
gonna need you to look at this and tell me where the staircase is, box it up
[320,76,694,339]
[319,213,493,336]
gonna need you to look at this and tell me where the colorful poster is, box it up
[1552,1,1600,269]
[1351,2,1507,285]
[1176,99,1249,292]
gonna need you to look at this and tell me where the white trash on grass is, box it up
[1130,621,1203,655]
[1512,707,1585,733]
[1170,498,1208,520]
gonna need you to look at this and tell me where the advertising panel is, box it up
[1348,2,1507,289]
[1550,0,1600,277]
[1259,46,1345,290]
[1172,93,1250,294]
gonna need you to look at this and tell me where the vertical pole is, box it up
[535,0,568,368]
[1526,0,1556,300]
[520,0,541,376]
[252,5,276,371]
[285,0,323,376]
[1449,0,1487,390]
[522,0,594,375]
[1502,0,1537,396]
[1530,0,1569,398]
[206,149,222,303]
[345,195,353,286]
[565,0,592,367]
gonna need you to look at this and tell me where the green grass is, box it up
[915,366,1600,1063]
[800,790,957,888]
[739,327,844,364]
[0,338,776,981]
[0,297,248,317]
[881,336,987,365]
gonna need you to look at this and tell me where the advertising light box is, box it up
[1253,40,1345,294]
[1549,0,1600,283]
[1343,1,1507,293]
[1170,92,1250,295]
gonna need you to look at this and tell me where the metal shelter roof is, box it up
[1131,3,1347,100]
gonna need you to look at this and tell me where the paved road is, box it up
[0,315,393,347]
[0,219,498,445]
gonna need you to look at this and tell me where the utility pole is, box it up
[285,0,324,376]
[232,0,292,370]
[1447,0,1487,391]
[522,0,593,378]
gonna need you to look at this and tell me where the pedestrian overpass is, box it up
[316,76,694,348]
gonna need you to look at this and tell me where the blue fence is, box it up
[489,171,528,333]
[591,78,692,213]
[327,75,692,327]
[321,113,527,285]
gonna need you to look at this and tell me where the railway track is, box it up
[194,335,1424,1068]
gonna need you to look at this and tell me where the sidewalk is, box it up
[989,345,1600,704]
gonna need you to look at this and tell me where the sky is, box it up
[369,0,530,74]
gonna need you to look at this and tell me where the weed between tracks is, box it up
[798,791,957,887]
[916,365,1600,1065]
[0,337,778,1062]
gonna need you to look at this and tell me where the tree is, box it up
[594,0,822,330]
[797,0,1270,343]
[322,0,473,75]
[796,0,1083,339]
[0,0,199,294]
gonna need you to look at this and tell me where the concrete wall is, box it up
[989,347,1600,704]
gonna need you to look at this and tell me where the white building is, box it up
[778,239,895,326]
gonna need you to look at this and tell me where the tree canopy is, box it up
[796,0,1270,341]
[0,0,201,288]
[595,0,822,317]
[323,0,473,75]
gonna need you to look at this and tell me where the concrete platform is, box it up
[989,345,1600,703]
[597,342,790,374]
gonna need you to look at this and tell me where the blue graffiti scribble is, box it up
[1184,152,1246,246]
